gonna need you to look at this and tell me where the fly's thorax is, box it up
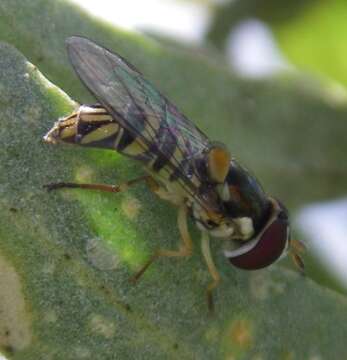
[190,151,271,241]
[193,144,269,229]
[217,159,270,235]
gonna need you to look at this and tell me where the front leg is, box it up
[201,231,221,313]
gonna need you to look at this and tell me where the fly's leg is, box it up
[44,175,151,193]
[201,231,221,313]
[290,239,306,275]
[130,203,193,283]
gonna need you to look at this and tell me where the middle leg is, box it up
[130,202,193,283]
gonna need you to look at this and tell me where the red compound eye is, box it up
[225,199,289,270]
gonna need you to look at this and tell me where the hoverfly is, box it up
[44,37,305,311]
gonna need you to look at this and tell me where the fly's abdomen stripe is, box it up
[74,106,119,148]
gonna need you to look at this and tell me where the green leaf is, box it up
[206,0,318,49]
[273,0,347,87]
[1,1,347,359]
[206,0,347,89]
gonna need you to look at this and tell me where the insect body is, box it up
[44,37,305,311]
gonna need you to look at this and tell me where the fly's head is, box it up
[194,143,258,239]
[194,143,305,272]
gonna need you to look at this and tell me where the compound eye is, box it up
[227,214,289,270]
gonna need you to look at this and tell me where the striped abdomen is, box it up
[44,104,201,189]
[46,104,150,157]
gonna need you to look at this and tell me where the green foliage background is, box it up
[208,0,347,87]
[0,0,347,359]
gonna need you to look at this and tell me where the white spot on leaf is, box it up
[249,270,285,300]
[0,253,32,352]
[89,314,116,339]
[121,196,142,220]
[86,237,119,271]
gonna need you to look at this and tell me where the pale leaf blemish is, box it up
[309,354,322,360]
[75,166,94,183]
[89,314,116,339]
[0,253,32,353]
[204,327,219,343]
[252,355,264,360]
[73,346,92,359]
[249,270,286,301]
[24,103,42,124]
[249,271,270,301]
[281,350,295,360]
[121,196,142,220]
[86,237,120,271]
[228,319,253,349]
[225,356,236,360]
[42,260,56,275]
[43,310,58,324]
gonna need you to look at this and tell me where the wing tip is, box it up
[65,35,80,47]
[65,36,93,52]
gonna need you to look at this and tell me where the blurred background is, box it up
[66,0,347,293]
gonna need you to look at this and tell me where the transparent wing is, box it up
[66,36,212,207]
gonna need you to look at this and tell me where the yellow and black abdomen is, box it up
[47,104,146,156]
[45,104,182,182]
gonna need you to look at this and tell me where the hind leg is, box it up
[44,175,151,193]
